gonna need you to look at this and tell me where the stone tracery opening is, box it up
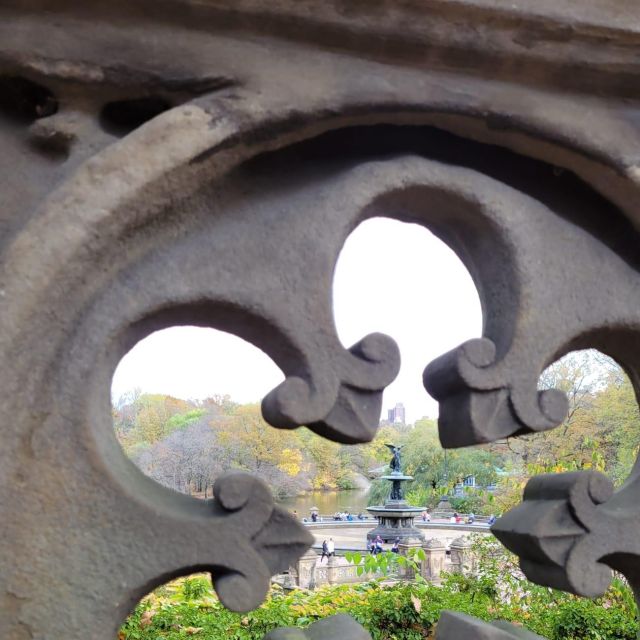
[529,349,640,485]
[111,326,287,497]
[332,216,482,423]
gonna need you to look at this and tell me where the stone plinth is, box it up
[450,536,474,575]
[295,549,319,589]
[435,495,453,515]
[421,538,447,583]
[397,539,423,579]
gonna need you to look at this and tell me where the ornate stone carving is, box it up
[424,247,640,448]
[210,473,314,610]
[1,2,639,639]
[491,470,633,598]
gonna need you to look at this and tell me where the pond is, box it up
[278,489,370,517]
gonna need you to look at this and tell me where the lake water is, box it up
[278,489,370,517]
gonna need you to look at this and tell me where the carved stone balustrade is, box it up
[1,1,639,639]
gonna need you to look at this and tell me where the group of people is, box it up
[300,511,366,523]
[368,534,384,554]
[450,512,474,524]
[367,535,401,554]
[448,512,497,525]
[306,508,497,527]
[320,538,335,563]
[332,511,366,521]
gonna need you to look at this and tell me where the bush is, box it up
[448,489,493,515]
[546,581,638,640]
[119,570,638,640]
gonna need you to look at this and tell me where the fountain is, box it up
[366,444,425,543]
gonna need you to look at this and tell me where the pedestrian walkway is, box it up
[310,522,486,550]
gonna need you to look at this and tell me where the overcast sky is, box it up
[111,218,483,423]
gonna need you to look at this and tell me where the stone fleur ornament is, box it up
[492,470,630,598]
[1,1,639,639]
[210,473,314,611]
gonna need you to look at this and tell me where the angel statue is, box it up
[385,444,404,474]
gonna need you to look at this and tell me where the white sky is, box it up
[111,218,483,423]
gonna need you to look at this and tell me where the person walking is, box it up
[327,537,335,559]
[321,539,330,563]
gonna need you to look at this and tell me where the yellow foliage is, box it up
[214,404,304,478]
[278,448,303,476]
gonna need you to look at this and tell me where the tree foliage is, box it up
[113,394,383,498]
[120,556,638,640]
[113,349,639,512]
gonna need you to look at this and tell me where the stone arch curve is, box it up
[2,83,640,638]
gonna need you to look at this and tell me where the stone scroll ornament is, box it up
[2,143,638,638]
[414,133,640,634]
[421,192,640,450]
[2,6,640,635]
[491,470,639,600]
[207,473,314,612]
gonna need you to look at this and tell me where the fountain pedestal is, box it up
[367,473,425,543]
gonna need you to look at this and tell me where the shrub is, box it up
[120,570,638,640]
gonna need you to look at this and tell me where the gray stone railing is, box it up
[304,520,491,535]
[1,3,638,640]
[284,535,474,588]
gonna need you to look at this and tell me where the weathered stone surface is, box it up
[264,615,371,640]
[1,2,639,639]
[436,612,546,639]
[492,470,632,598]
[422,538,447,583]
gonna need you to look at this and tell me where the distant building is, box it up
[387,402,406,424]
[463,475,476,488]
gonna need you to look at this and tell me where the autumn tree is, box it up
[591,367,640,483]
[214,404,309,498]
